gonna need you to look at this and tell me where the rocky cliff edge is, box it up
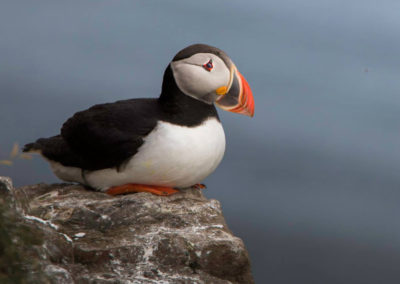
[0,176,253,284]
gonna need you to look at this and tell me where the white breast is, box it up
[85,118,226,191]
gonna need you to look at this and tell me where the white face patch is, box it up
[170,53,231,103]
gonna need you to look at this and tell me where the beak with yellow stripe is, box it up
[215,65,254,117]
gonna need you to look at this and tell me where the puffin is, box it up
[23,44,254,196]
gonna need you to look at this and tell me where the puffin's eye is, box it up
[203,59,213,72]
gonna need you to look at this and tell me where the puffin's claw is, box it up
[106,184,179,196]
[192,183,207,189]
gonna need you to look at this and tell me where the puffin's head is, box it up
[170,44,254,117]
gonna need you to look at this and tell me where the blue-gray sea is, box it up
[1,1,400,282]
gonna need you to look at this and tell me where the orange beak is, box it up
[215,66,254,117]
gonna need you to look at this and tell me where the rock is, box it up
[0,177,50,283]
[0,177,254,284]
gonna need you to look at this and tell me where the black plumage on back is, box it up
[60,98,160,170]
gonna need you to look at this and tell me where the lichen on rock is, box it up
[0,176,254,283]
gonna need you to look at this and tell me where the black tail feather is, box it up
[23,136,86,168]
[23,142,41,152]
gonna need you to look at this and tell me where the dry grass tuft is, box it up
[0,143,33,166]
[9,143,19,159]
[0,160,13,166]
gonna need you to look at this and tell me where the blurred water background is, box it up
[1,1,400,283]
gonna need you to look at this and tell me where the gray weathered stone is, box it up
[1,177,253,283]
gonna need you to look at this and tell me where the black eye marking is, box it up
[203,59,213,71]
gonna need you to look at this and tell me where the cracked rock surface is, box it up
[0,176,254,284]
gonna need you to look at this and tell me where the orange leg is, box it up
[106,184,179,196]
[192,183,207,189]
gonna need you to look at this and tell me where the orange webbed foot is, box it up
[106,184,179,196]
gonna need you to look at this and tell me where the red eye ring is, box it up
[203,59,213,71]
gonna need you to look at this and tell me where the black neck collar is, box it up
[158,64,219,126]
